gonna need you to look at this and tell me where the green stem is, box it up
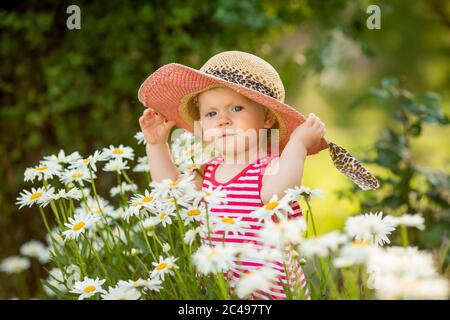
[122,170,135,185]
[305,197,317,237]
[204,203,213,246]
[400,225,409,247]
[216,273,229,300]
[139,222,157,261]
[71,240,87,277]
[83,234,109,283]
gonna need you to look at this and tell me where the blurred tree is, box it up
[340,77,450,269]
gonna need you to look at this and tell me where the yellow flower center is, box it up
[187,209,201,217]
[352,240,368,246]
[205,192,212,197]
[82,157,91,164]
[132,202,142,207]
[188,164,196,171]
[169,181,178,187]
[142,196,153,203]
[221,217,235,224]
[72,172,83,179]
[168,198,176,203]
[155,262,167,271]
[36,165,48,171]
[30,192,43,200]
[160,213,168,220]
[73,221,86,231]
[207,251,219,258]
[265,201,279,210]
[95,208,103,214]
[113,149,124,155]
[83,285,96,293]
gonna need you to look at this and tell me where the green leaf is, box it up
[381,77,399,90]
[368,87,390,100]
[407,122,422,136]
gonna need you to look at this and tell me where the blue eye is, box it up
[232,106,243,112]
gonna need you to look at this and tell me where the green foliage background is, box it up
[0,0,449,298]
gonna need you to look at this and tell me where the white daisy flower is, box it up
[190,185,228,208]
[24,162,62,182]
[179,203,207,225]
[0,256,30,274]
[390,213,425,230]
[110,182,138,197]
[134,132,147,145]
[40,187,82,207]
[102,144,134,161]
[210,216,249,236]
[367,246,439,280]
[116,278,147,290]
[62,212,95,241]
[333,240,375,268]
[192,244,236,274]
[43,268,67,296]
[20,240,50,264]
[373,274,449,300]
[103,158,130,174]
[16,186,55,209]
[150,174,195,200]
[184,228,200,246]
[162,243,171,253]
[46,227,64,247]
[178,161,203,175]
[60,167,94,186]
[150,256,178,280]
[69,150,109,173]
[143,278,163,292]
[132,217,160,234]
[345,211,396,246]
[133,156,150,173]
[129,189,156,210]
[259,217,307,247]
[238,245,283,263]
[70,277,106,300]
[148,211,174,228]
[252,194,294,222]
[285,185,324,202]
[101,286,141,300]
[43,150,82,165]
[77,195,113,217]
[234,267,278,299]
[298,231,349,258]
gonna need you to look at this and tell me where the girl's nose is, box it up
[217,113,231,127]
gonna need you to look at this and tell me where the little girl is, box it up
[138,51,327,299]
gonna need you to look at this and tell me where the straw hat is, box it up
[138,51,379,190]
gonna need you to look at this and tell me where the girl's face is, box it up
[197,87,275,157]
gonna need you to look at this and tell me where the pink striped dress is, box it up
[201,153,308,300]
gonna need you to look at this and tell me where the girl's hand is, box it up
[290,113,326,150]
[139,108,176,145]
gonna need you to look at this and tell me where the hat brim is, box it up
[138,63,329,155]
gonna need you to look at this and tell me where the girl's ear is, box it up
[263,109,277,128]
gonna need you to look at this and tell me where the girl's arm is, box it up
[145,143,180,182]
[260,113,325,204]
[139,108,179,182]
